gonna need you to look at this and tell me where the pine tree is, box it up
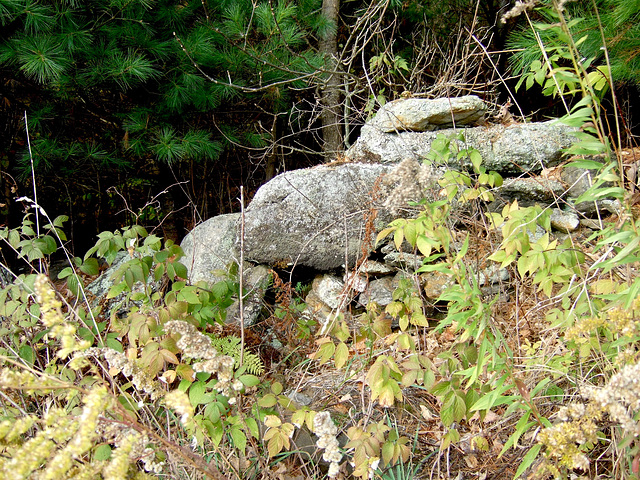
[0,0,328,245]
[507,0,640,86]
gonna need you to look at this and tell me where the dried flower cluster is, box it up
[0,386,114,479]
[381,159,440,215]
[501,0,538,23]
[538,361,640,472]
[537,402,598,471]
[98,421,164,476]
[35,274,90,360]
[79,347,165,399]
[163,389,194,426]
[566,300,640,343]
[314,411,343,478]
[164,320,241,396]
[588,362,640,435]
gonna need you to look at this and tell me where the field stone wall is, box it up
[175,96,616,325]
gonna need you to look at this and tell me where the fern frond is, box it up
[209,336,265,375]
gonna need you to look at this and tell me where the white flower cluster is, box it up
[163,390,194,425]
[164,320,239,396]
[99,421,164,477]
[587,362,640,435]
[314,411,342,478]
[79,347,164,400]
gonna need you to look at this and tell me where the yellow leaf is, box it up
[334,342,349,369]
[263,415,282,428]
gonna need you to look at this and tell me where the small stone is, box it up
[383,251,423,270]
[311,275,346,310]
[358,259,394,275]
[550,209,580,233]
[477,265,509,286]
[358,276,398,307]
[287,391,312,406]
[420,270,454,301]
[579,218,605,230]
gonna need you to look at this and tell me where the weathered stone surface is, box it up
[477,265,510,286]
[550,209,580,233]
[180,213,239,285]
[358,276,399,307]
[312,274,345,310]
[382,250,424,270]
[226,265,270,326]
[369,95,486,133]
[420,270,454,301]
[86,251,133,300]
[561,165,599,198]
[575,198,622,216]
[242,163,394,270]
[346,121,577,174]
[490,177,567,210]
[357,259,394,276]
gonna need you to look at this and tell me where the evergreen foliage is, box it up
[507,0,640,86]
[0,0,328,240]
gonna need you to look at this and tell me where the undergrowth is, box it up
[2,1,640,479]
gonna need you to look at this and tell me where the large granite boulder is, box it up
[241,163,395,270]
[180,213,239,284]
[369,95,486,132]
[346,120,577,174]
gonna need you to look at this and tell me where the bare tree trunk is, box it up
[319,0,342,159]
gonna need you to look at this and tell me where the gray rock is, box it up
[226,264,271,326]
[287,391,313,406]
[346,120,577,174]
[358,259,395,275]
[85,251,160,314]
[477,265,510,286]
[242,163,394,270]
[370,95,486,133]
[490,177,567,210]
[550,209,580,233]
[527,224,547,244]
[580,218,605,230]
[561,165,599,198]
[358,276,399,307]
[382,250,424,270]
[86,251,132,300]
[311,274,346,310]
[575,198,622,217]
[180,213,240,284]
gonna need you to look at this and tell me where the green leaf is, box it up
[80,258,100,276]
[18,345,34,366]
[513,444,542,479]
[94,444,112,461]
[239,374,260,387]
[230,427,247,452]
[258,393,278,408]
[189,381,211,407]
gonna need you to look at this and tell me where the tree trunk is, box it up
[319,0,342,159]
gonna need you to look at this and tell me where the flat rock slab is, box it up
[346,120,577,174]
[242,163,393,270]
[369,95,486,132]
